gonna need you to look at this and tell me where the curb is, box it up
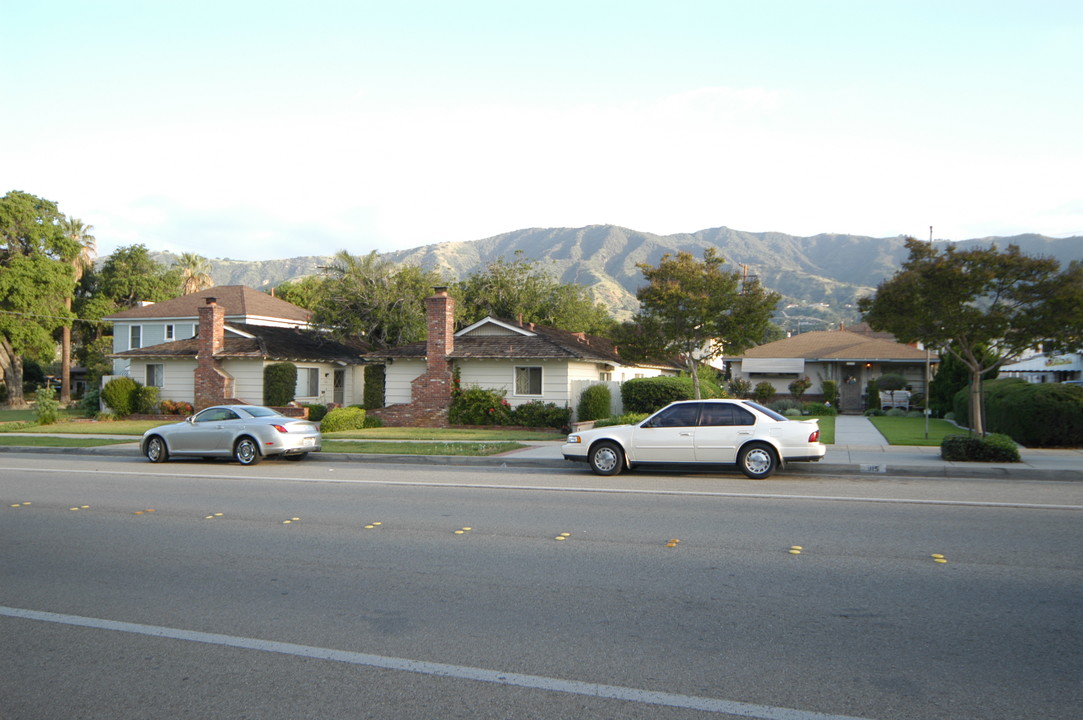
[1,444,1080,482]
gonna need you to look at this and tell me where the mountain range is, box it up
[167,225,1083,333]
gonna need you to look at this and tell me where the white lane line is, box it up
[1,606,873,720]
[3,466,1081,511]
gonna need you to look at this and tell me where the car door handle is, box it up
[737,431,752,435]
[679,432,693,436]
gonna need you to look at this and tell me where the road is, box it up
[2,454,1081,719]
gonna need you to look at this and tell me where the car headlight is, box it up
[566,435,582,444]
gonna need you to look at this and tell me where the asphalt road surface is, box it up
[2,454,1081,719]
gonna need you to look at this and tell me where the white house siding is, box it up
[219,360,263,404]
[110,321,199,375]
[458,359,570,408]
[124,359,197,405]
[383,359,426,405]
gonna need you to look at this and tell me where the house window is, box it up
[600,371,612,382]
[165,324,175,341]
[514,366,542,396]
[129,325,142,350]
[296,367,319,398]
[145,364,164,388]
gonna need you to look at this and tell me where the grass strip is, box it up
[322,440,525,456]
[867,416,959,446]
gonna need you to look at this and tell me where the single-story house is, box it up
[365,287,679,426]
[111,295,367,409]
[724,325,937,413]
[1000,353,1083,384]
[104,285,314,377]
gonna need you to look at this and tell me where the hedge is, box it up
[941,433,1021,462]
[621,376,723,414]
[264,362,297,407]
[953,378,1083,447]
[576,384,612,422]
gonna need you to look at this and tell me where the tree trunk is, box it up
[969,367,985,436]
[1,336,28,408]
[686,353,701,400]
[61,305,72,405]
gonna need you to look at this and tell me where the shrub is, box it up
[727,377,752,398]
[362,414,384,428]
[878,373,907,391]
[970,378,1083,447]
[804,402,837,416]
[885,407,907,417]
[449,386,512,426]
[101,376,140,416]
[788,376,812,401]
[752,381,776,404]
[320,406,367,432]
[513,400,571,430]
[769,398,801,414]
[819,379,839,407]
[303,404,329,422]
[620,376,723,415]
[131,385,160,414]
[79,386,101,418]
[263,362,297,407]
[363,365,385,410]
[577,384,612,422]
[594,412,649,428]
[941,433,1021,462]
[866,379,880,411]
[160,399,194,416]
[34,386,62,425]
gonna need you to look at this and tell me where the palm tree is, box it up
[175,252,214,295]
[60,217,96,405]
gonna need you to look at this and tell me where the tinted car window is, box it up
[650,404,700,427]
[241,406,280,418]
[195,408,240,422]
[699,404,735,426]
[743,401,787,422]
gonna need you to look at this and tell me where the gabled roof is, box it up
[367,316,630,365]
[112,323,367,364]
[729,329,932,362]
[103,286,311,325]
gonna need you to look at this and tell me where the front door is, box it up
[333,369,345,405]
[840,377,863,414]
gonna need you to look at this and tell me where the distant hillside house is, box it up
[725,326,937,414]
[365,288,679,426]
[107,288,366,410]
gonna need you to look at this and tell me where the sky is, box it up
[3,1,1081,261]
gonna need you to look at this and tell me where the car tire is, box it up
[234,437,262,466]
[145,436,168,463]
[284,453,308,461]
[738,443,777,479]
[588,441,624,476]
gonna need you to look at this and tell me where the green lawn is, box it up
[867,416,960,446]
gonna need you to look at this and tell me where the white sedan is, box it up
[562,399,826,479]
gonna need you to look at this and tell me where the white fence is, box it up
[569,380,624,421]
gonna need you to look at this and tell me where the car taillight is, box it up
[808,429,820,442]
[271,424,289,434]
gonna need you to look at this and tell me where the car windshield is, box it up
[239,406,282,418]
[742,401,788,421]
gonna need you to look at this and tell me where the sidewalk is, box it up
[1,417,1081,481]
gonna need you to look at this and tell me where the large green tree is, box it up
[453,252,614,335]
[0,191,80,407]
[314,250,444,349]
[859,237,1083,435]
[98,244,182,308]
[620,248,781,398]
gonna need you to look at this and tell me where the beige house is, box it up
[725,326,937,413]
[366,288,679,426]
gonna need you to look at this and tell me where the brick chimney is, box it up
[425,287,455,373]
[194,297,233,409]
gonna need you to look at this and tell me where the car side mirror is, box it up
[186,416,196,424]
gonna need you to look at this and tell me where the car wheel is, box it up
[588,441,624,476]
[738,443,776,479]
[145,436,168,463]
[284,453,308,461]
[234,437,262,466]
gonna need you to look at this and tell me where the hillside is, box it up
[161,226,1082,333]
